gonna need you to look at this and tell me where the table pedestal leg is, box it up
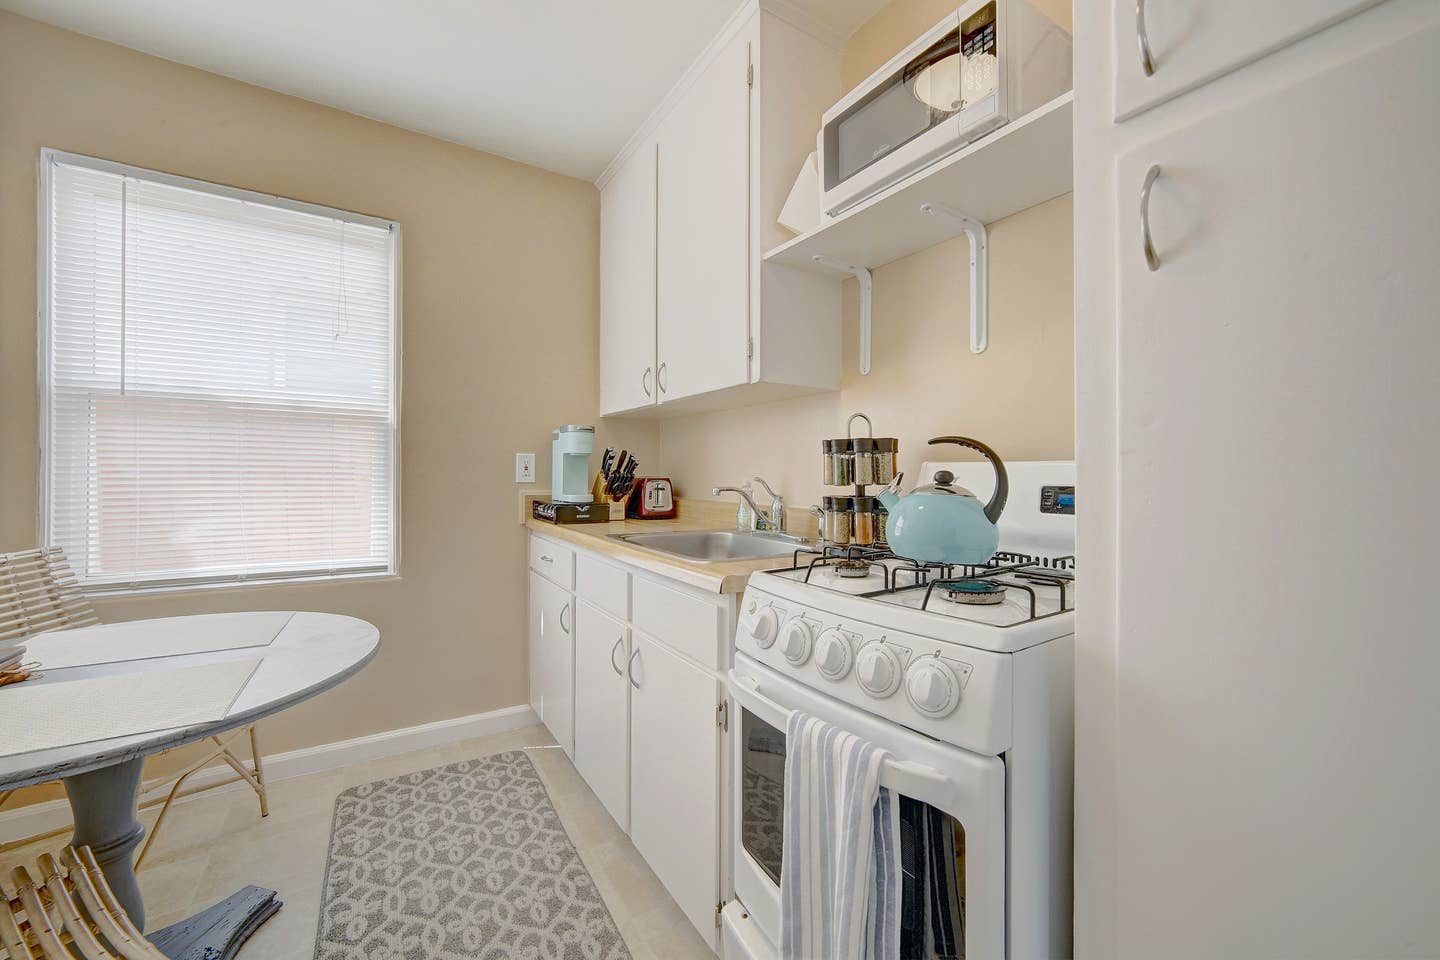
[63,757,147,930]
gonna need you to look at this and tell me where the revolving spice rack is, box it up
[816,412,898,548]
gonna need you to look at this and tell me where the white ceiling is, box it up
[1,0,889,180]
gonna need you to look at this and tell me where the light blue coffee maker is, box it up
[551,425,595,503]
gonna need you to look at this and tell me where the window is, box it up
[40,150,400,592]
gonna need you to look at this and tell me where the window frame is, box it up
[36,148,403,596]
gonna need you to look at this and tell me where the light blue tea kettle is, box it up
[877,436,1009,566]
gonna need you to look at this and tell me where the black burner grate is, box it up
[767,546,1076,626]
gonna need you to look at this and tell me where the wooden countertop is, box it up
[523,498,809,595]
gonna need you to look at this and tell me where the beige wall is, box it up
[659,0,1075,513]
[0,12,656,807]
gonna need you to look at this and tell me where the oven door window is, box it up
[899,797,968,959]
[741,708,786,885]
[741,709,970,957]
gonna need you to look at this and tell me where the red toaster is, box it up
[626,477,676,519]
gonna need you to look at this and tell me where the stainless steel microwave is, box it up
[818,0,1071,216]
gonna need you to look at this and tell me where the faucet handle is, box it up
[752,476,780,500]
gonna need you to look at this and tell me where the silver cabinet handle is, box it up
[1139,164,1161,272]
[657,361,668,394]
[539,555,553,563]
[609,636,625,677]
[1136,0,1156,77]
[642,366,652,397]
[559,603,570,634]
[627,648,641,689]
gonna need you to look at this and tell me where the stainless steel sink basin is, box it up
[608,530,807,563]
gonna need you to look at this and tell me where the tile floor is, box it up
[0,724,713,960]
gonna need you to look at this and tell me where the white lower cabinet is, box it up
[528,533,734,951]
[528,569,574,758]
[573,601,630,830]
[628,629,724,949]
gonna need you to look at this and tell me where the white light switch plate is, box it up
[515,453,536,483]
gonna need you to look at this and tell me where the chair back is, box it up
[0,846,168,959]
[0,548,100,645]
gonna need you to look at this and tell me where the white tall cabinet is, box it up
[598,2,842,417]
[1075,2,1440,957]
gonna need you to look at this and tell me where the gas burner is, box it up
[939,581,1008,605]
[835,560,873,579]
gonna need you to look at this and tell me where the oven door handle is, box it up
[733,674,954,799]
[731,674,792,728]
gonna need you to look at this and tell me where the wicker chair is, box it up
[0,846,169,959]
[0,548,269,867]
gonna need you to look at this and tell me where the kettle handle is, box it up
[927,436,1009,524]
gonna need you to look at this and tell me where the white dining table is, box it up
[0,610,379,959]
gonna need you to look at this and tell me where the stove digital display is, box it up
[1040,485,1075,515]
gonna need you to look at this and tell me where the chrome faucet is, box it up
[713,485,770,531]
[751,476,785,534]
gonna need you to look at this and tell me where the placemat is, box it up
[0,658,262,756]
[25,611,292,671]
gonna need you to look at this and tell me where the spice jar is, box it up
[822,439,854,486]
[876,504,889,544]
[851,497,880,546]
[872,438,899,485]
[820,495,852,545]
[852,438,878,486]
[821,439,845,486]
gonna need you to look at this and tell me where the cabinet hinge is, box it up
[746,336,754,360]
[716,898,729,927]
[746,63,754,88]
[716,701,730,731]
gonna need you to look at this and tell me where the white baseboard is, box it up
[0,703,539,844]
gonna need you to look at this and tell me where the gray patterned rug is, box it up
[315,750,632,960]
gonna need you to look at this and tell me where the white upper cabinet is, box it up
[599,138,658,417]
[1113,0,1382,119]
[656,23,754,404]
[597,2,842,417]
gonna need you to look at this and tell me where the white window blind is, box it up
[41,151,400,592]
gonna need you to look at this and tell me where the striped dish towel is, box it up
[780,710,901,960]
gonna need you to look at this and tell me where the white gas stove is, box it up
[723,461,1076,960]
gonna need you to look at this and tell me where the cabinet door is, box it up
[628,632,722,948]
[574,601,629,830]
[656,22,753,403]
[1113,0,1381,120]
[527,570,544,721]
[600,140,658,415]
[1113,21,1440,957]
[530,572,575,757]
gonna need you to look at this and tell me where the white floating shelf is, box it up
[763,92,1073,274]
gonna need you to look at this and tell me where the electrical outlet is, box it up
[515,453,536,484]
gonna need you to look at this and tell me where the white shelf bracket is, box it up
[920,203,988,353]
[813,255,874,375]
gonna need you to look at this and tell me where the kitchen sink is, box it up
[608,530,807,563]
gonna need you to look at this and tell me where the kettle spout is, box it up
[877,473,904,512]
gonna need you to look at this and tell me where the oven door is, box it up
[730,653,1006,959]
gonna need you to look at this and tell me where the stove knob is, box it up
[749,607,779,649]
[778,618,815,665]
[855,642,902,698]
[905,658,960,718]
[814,629,853,680]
